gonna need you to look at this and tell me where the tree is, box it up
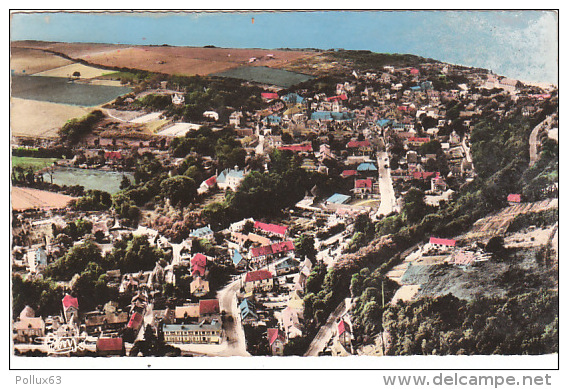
[119,175,132,190]
[295,234,316,261]
[161,175,197,207]
[402,188,429,224]
[486,236,506,257]
[72,71,81,78]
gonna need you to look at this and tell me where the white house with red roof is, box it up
[254,221,288,238]
[267,328,286,355]
[198,175,217,195]
[199,299,220,319]
[62,294,79,325]
[243,270,274,293]
[427,237,456,252]
[353,178,373,197]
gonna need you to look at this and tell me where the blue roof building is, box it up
[232,250,246,267]
[311,111,354,121]
[190,225,214,240]
[377,119,392,128]
[326,193,351,204]
[281,93,304,105]
[239,299,259,322]
[357,163,378,172]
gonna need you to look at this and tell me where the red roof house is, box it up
[337,319,351,337]
[250,241,295,258]
[191,253,207,277]
[254,221,288,237]
[413,171,438,180]
[204,176,217,188]
[326,93,348,102]
[410,68,420,75]
[346,140,371,149]
[199,299,220,316]
[127,312,144,330]
[429,237,456,247]
[245,270,273,283]
[278,143,313,152]
[341,170,358,178]
[62,294,79,310]
[354,179,372,189]
[261,92,279,100]
[507,194,522,203]
[96,337,124,355]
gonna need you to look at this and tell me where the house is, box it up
[507,194,522,204]
[62,294,79,325]
[232,250,247,268]
[281,92,304,105]
[171,93,185,105]
[14,307,45,344]
[353,179,373,197]
[174,304,200,323]
[254,221,288,238]
[332,318,353,356]
[162,320,222,344]
[261,92,279,101]
[357,163,378,173]
[190,276,210,297]
[341,170,358,179]
[84,310,129,335]
[198,175,217,195]
[326,193,351,205]
[203,111,219,121]
[431,175,448,193]
[190,225,214,242]
[127,312,144,332]
[281,306,302,339]
[239,299,259,325]
[229,111,243,127]
[190,253,208,277]
[244,270,274,293]
[267,328,287,356]
[275,257,300,276]
[407,137,431,147]
[199,299,220,319]
[217,168,245,191]
[287,289,304,311]
[347,140,372,155]
[278,143,313,153]
[428,237,456,251]
[250,241,295,262]
[96,337,124,356]
[27,246,47,273]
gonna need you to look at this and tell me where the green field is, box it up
[12,156,59,172]
[11,75,132,107]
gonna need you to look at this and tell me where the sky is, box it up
[10,10,558,84]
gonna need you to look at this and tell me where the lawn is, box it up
[12,156,59,172]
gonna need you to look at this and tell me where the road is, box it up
[529,115,553,166]
[216,277,250,356]
[304,298,351,356]
[374,149,398,219]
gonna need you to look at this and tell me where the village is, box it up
[12,47,559,357]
